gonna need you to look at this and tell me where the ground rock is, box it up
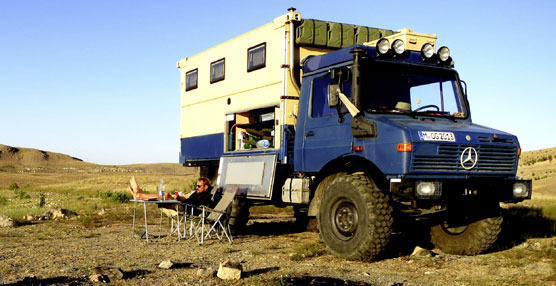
[159,260,174,269]
[411,246,432,257]
[89,274,109,283]
[92,266,124,281]
[217,260,243,280]
[24,214,35,221]
[0,214,17,228]
[197,267,216,278]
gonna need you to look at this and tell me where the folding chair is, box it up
[194,185,238,244]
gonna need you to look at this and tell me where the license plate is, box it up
[419,131,456,142]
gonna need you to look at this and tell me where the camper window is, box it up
[210,58,225,83]
[186,69,198,91]
[247,43,266,72]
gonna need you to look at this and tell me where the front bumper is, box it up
[389,177,532,203]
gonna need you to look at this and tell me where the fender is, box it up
[308,155,386,217]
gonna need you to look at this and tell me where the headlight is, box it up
[421,43,435,59]
[392,39,405,55]
[377,38,390,55]
[415,181,441,199]
[438,46,451,62]
[513,182,529,198]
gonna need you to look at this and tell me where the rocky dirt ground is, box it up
[1,145,555,285]
[1,207,555,286]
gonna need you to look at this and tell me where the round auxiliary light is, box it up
[392,39,405,55]
[376,38,390,55]
[438,46,451,62]
[421,43,435,59]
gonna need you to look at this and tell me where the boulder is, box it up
[92,266,124,281]
[411,246,433,257]
[217,260,243,280]
[89,274,109,283]
[158,260,174,269]
[197,267,216,278]
[0,214,16,228]
[24,214,35,221]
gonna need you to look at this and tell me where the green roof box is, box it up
[296,19,314,45]
[296,19,328,46]
[327,23,342,48]
[369,28,382,41]
[341,24,354,47]
[382,29,394,37]
[313,20,328,46]
[355,26,369,44]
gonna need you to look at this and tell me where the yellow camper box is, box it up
[177,9,435,163]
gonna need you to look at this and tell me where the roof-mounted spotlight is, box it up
[392,39,405,55]
[438,46,451,62]
[421,43,435,59]
[376,38,390,55]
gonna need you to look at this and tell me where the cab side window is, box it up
[311,76,351,117]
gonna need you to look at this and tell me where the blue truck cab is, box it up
[291,43,531,259]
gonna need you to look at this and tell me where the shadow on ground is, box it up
[0,275,88,286]
[241,219,306,236]
[240,205,556,258]
[268,275,374,286]
[494,206,556,251]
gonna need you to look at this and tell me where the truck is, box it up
[177,8,532,260]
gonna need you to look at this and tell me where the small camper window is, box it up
[247,43,266,72]
[186,69,198,91]
[210,58,225,83]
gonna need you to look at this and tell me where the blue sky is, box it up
[1,1,555,165]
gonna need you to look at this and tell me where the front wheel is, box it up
[318,174,392,260]
[430,204,503,255]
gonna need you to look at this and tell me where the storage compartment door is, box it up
[218,154,277,200]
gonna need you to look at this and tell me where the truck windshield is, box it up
[362,62,466,118]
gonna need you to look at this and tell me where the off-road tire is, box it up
[318,174,392,260]
[430,211,503,255]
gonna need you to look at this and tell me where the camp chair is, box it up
[193,184,238,244]
[167,186,219,240]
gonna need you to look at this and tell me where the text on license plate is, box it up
[418,131,456,142]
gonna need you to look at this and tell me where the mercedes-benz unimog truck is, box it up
[177,8,532,260]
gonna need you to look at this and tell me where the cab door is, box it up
[296,73,353,172]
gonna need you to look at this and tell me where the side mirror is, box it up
[328,84,340,107]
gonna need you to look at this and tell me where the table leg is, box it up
[159,210,163,238]
[132,202,137,234]
[176,204,181,241]
[143,202,149,242]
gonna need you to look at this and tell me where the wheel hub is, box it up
[333,201,358,238]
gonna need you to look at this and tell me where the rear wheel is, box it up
[430,203,502,255]
[318,174,392,260]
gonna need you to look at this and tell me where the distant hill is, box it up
[0,144,187,174]
[0,144,95,170]
[518,147,556,196]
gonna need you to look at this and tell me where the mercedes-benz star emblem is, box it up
[460,147,478,170]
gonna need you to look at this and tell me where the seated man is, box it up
[177,177,214,207]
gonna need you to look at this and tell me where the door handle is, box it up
[305,131,315,137]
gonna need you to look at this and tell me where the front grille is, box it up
[411,144,518,173]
